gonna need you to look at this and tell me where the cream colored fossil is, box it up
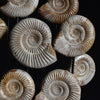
[34,92,49,100]
[41,69,81,100]
[73,54,96,86]
[0,18,8,39]
[10,18,57,68]
[0,69,35,100]
[0,84,6,100]
[0,0,39,17]
[39,0,79,24]
[54,15,95,57]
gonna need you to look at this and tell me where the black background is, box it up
[0,0,99,100]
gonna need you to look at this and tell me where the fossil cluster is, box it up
[0,0,96,100]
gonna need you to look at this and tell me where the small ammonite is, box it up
[34,92,49,100]
[0,0,39,17]
[54,15,95,57]
[39,0,79,24]
[0,18,8,39]
[10,18,57,68]
[0,69,35,100]
[73,54,96,86]
[41,69,81,100]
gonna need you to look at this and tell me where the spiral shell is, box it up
[0,18,8,39]
[34,92,49,100]
[0,69,35,100]
[73,54,96,86]
[41,69,81,100]
[39,0,79,23]
[10,18,57,68]
[0,0,39,17]
[54,15,95,57]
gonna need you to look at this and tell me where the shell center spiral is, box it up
[7,79,23,98]
[75,59,90,78]
[53,0,69,13]
[49,80,69,99]
[22,29,43,49]
[66,24,85,45]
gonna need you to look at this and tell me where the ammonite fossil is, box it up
[10,18,57,68]
[41,69,81,100]
[54,15,95,57]
[0,69,35,100]
[34,92,48,100]
[73,54,96,86]
[39,0,79,24]
[0,18,8,39]
[0,0,39,17]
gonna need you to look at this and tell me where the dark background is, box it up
[0,0,99,100]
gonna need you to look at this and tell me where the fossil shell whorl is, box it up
[73,54,96,86]
[54,15,95,57]
[10,18,57,68]
[1,69,35,100]
[41,69,81,100]
[0,0,39,17]
[34,92,49,100]
[0,18,8,39]
[39,0,79,24]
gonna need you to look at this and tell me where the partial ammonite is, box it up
[41,69,81,100]
[39,0,79,23]
[0,69,35,100]
[10,18,57,68]
[0,0,39,17]
[73,54,96,86]
[54,15,95,57]
[34,92,48,100]
[0,18,8,39]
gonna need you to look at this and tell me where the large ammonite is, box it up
[0,0,39,17]
[0,69,35,100]
[54,15,95,57]
[73,54,96,86]
[10,18,57,68]
[0,18,8,39]
[41,69,81,100]
[39,0,79,24]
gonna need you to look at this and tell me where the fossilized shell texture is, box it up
[0,69,35,100]
[41,69,81,100]
[39,0,79,23]
[54,15,95,57]
[0,18,8,39]
[73,54,96,86]
[0,0,39,17]
[10,18,57,68]
[34,92,49,100]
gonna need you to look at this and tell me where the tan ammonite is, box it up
[73,54,96,86]
[10,18,57,68]
[0,18,8,39]
[39,0,79,24]
[0,69,35,100]
[0,0,39,17]
[41,69,81,100]
[54,15,95,57]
